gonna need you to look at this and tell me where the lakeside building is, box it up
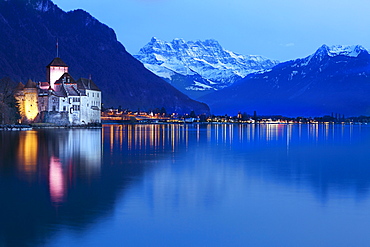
[15,57,101,125]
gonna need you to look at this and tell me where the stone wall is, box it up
[40,111,70,125]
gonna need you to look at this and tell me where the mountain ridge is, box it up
[200,44,370,116]
[135,37,279,99]
[0,0,210,114]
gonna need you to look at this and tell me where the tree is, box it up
[160,107,167,116]
[242,112,249,121]
[253,111,258,121]
[0,77,20,124]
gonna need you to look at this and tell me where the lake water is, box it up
[1,123,370,246]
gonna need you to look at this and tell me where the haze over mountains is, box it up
[0,0,209,114]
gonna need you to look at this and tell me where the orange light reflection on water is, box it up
[17,131,38,175]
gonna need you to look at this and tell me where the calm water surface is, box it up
[1,124,370,246]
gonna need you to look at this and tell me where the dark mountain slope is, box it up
[0,0,209,114]
[201,45,370,116]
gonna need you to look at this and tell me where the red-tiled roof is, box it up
[40,81,49,86]
[39,81,50,89]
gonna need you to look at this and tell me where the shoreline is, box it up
[0,123,102,131]
[0,121,367,131]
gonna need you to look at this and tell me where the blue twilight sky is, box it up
[53,0,370,62]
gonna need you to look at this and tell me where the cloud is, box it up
[283,43,295,47]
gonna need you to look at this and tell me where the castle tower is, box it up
[46,57,68,90]
[23,79,39,122]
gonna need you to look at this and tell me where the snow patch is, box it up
[194,81,213,89]
[154,53,167,62]
[185,81,215,91]
[35,1,51,12]
[327,45,365,57]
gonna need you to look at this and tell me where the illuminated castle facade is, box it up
[16,58,101,125]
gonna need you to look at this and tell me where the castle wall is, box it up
[38,94,49,112]
[48,95,60,112]
[47,66,68,90]
[17,89,101,125]
[58,97,69,112]
[68,96,81,125]
[17,88,39,123]
[80,96,89,124]
[86,89,101,123]
[40,111,70,125]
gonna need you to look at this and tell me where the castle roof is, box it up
[47,57,68,67]
[39,81,50,90]
[24,79,37,88]
[76,78,101,91]
[53,85,67,97]
[15,82,25,91]
[53,83,80,97]
[64,84,80,96]
[55,73,76,84]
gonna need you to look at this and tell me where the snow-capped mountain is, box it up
[134,37,279,98]
[201,44,370,116]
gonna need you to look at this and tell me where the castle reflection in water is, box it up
[14,129,102,204]
[1,123,369,247]
[7,123,361,206]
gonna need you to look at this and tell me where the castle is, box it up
[15,57,101,125]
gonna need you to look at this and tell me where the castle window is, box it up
[71,105,80,111]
